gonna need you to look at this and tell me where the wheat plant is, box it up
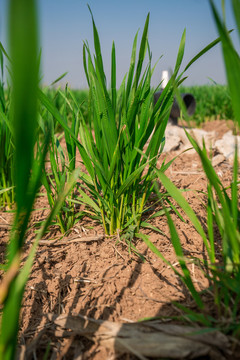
[147,0,240,335]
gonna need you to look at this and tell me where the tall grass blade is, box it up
[10,0,38,217]
[164,209,204,308]
[156,170,212,260]
[126,31,138,99]
[185,131,240,267]
[0,0,39,358]
[232,142,238,230]
[0,42,11,62]
[174,28,186,75]
[134,13,149,89]
[183,35,224,74]
[232,0,240,38]
[87,4,106,86]
[50,71,68,86]
[111,41,116,115]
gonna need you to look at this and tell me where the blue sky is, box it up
[0,0,238,89]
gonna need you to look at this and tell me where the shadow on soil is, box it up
[19,234,231,360]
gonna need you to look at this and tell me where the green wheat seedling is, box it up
[155,147,240,333]
[0,1,81,359]
[0,0,41,357]
[41,87,84,233]
[76,6,224,239]
[37,8,222,242]
[70,8,190,239]
[179,0,240,325]
[145,0,240,335]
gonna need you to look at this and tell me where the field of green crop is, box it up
[43,84,234,130]
[180,84,234,125]
[0,0,239,359]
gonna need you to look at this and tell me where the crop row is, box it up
[43,84,233,129]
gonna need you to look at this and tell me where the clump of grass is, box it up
[37,8,195,244]
[68,6,218,241]
[77,9,169,238]
[41,86,84,233]
[155,147,240,333]
[146,0,240,336]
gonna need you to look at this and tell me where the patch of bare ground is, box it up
[0,120,239,359]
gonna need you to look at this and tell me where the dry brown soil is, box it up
[0,120,239,359]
